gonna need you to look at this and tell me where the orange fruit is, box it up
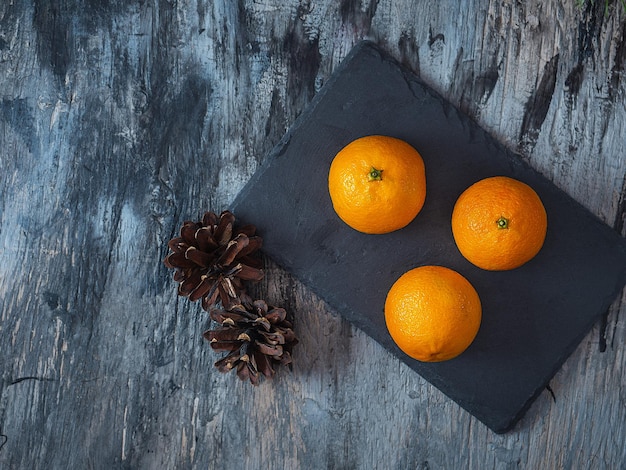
[451,176,547,271]
[328,135,426,234]
[384,265,482,362]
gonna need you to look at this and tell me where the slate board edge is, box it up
[492,281,626,434]
[231,41,376,207]
[231,40,626,434]
[236,40,626,254]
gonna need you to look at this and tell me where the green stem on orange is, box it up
[368,167,383,181]
[496,216,509,229]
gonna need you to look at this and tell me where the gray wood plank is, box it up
[1,0,625,468]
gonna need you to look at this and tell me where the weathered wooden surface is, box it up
[1,0,625,468]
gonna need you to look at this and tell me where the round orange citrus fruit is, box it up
[384,265,482,362]
[451,176,547,271]
[328,135,426,234]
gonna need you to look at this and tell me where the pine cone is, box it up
[204,295,298,385]
[164,211,264,310]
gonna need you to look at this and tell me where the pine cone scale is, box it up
[255,341,283,357]
[167,237,186,253]
[210,341,241,352]
[164,252,195,269]
[215,350,240,372]
[238,236,263,257]
[209,308,248,324]
[179,270,204,296]
[214,211,235,245]
[180,222,199,245]
[163,211,264,309]
[195,227,219,252]
[253,352,275,378]
[223,263,263,281]
[184,246,216,268]
[217,235,250,266]
[259,330,286,345]
[235,224,257,237]
[277,327,297,344]
[264,307,287,324]
[188,277,213,302]
[202,211,218,227]
[203,294,298,385]
[279,351,293,366]
[205,327,247,344]
[202,285,221,311]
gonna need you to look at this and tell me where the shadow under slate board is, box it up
[231,41,626,433]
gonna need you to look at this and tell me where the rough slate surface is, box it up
[232,41,626,433]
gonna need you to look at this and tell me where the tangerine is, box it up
[384,265,482,362]
[451,176,547,271]
[328,135,426,234]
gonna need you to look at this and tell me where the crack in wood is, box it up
[428,26,445,47]
[614,173,626,235]
[564,63,584,96]
[598,310,610,352]
[397,30,420,75]
[518,54,560,153]
[608,21,626,102]
[577,0,604,66]
[340,0,379,29]
[8,376,55,386]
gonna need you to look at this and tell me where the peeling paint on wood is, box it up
[1,0,625,468]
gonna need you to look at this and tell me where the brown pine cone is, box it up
[204,294,298,385]
[164,211,264,310]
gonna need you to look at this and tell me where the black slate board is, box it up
[231,41,626,433]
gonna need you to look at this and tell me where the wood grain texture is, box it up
[0,0,624,468]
